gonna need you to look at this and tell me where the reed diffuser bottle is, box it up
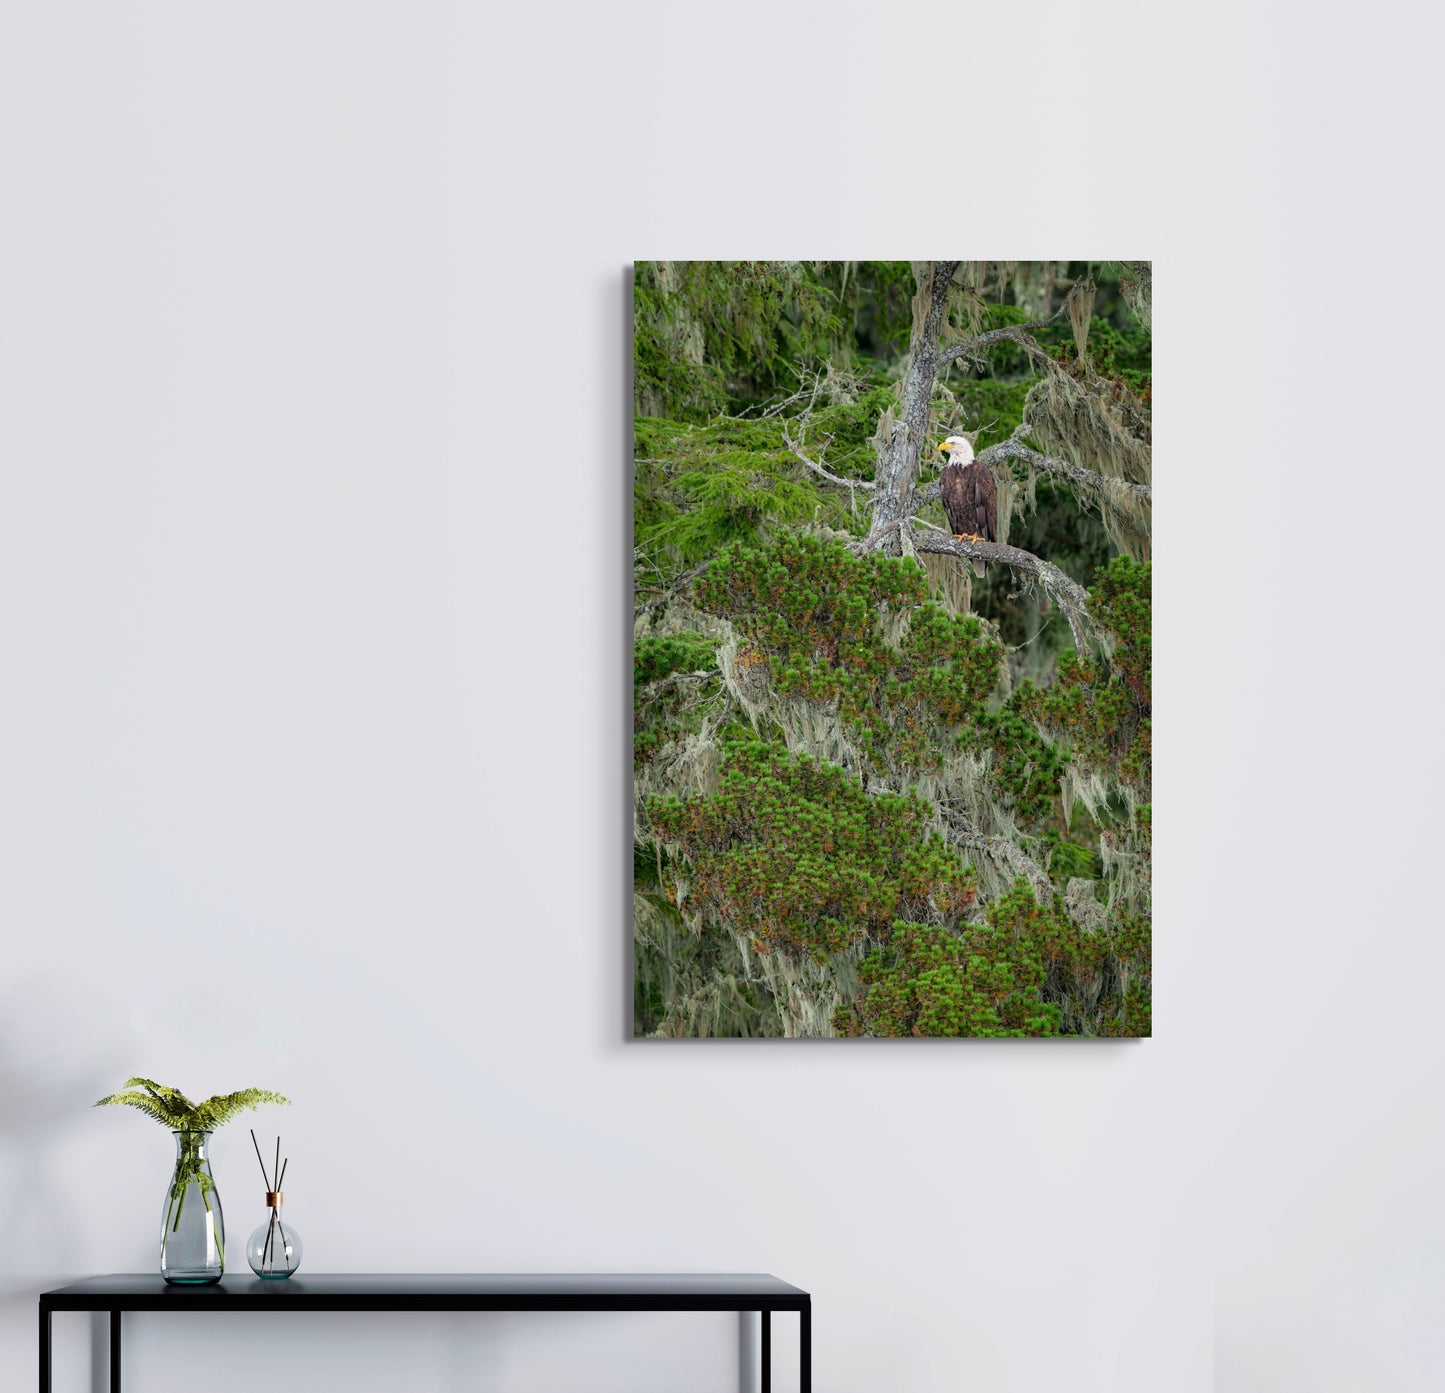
[246,1131,303,1278]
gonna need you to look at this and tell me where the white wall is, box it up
[1,2,1437,1390]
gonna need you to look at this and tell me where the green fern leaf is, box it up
[93,1091,179,1127]
[95,1079,291,1133]
[126,1077,198,1117]
[193,1088,291,1130]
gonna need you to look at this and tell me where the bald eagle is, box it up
[937,434,997,579]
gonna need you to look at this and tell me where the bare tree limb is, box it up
[780,420,876,491]
[935,297,1071,371]
[909,528,1096,651]
[951,832,1055,904]
[854,517,903,553]
[851,514,1094,650]
[634,561,709,620]
[978,437,1151,504]
[638,669,720,698]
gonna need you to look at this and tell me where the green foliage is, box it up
[648,741,976,960]
[842,880,1062,1037]
[1018,556,1151,789]
[693,535,1063,818]
[983,695,1068,825]
[94,1077,291,1133]
[634,260,932,421]
[1047,835,1101,882]
[634,631,718,687]
[949,377,1033,447]
[633,632,723,770]
[840,877,1150,1038]
[849,261,917,363]
[1047,316,1152,399]
[634,262,845,420]
[634,389,894,583]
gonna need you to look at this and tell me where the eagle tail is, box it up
[971,559,985,580]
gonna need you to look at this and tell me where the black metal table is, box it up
[38,1272,811,1392]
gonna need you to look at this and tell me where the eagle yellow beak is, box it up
[937,440,948,454]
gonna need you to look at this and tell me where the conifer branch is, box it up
[779,420,876,491]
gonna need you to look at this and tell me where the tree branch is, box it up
[638,669,720,698]
[854,517,903,553]
[780,420,876,491]
[951,832,1055,904]
[910,481,940,511]
[935,298,1071,371]
[909,528,1096,651]
[977,437,1151,504]
[634,561,709,620]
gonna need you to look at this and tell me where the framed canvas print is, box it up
[633,262,1150,1038]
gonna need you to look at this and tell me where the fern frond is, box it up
[93,1090,182,1127]
[95,1079,290,1133]
[126,1077,198,1117]
[191,1089,291,1130]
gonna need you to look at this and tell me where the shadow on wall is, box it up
[0,971,145,1390]
[0,970,144,1251]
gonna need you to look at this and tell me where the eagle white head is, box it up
[938,434,975,465]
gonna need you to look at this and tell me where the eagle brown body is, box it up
[938,439,997,580]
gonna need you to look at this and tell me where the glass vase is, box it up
[160,1130,225,1284]
[246,1190,302,1278]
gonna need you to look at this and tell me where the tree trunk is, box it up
[867,261,959,553]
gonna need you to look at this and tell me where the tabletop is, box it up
[39,1273,811,1312]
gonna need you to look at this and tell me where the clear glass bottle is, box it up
[160,1130,225,1284]
[247,1190,302,1278]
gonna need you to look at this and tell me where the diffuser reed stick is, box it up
[249,1129,294,1276]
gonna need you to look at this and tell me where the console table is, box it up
[38,1272,811,1393]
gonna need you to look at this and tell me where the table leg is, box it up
[38,1306,50,1393]
[800,1302,811,1393]
[760,1310,770,1393]
[111,1310,122,1393]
